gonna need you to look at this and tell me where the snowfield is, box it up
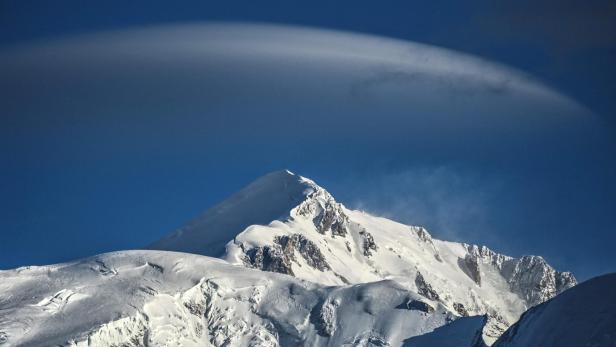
[0,251,471,347]
[1,170,610,347]
[152,170,576,345]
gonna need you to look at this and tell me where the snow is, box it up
[148,170,312,257]
[0,170,594,346]
[0,251,456,347]
[155,170,571,342]
[402,315,486,347]
[493,273,616,347]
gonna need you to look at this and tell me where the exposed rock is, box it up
[313,203,347,237]
[415,227,433,243]
[464,244,577,307]
[459,255,482,286]
[245,246,294,275]
[275,234,331,271]
[294,186,349,237]
[243,234,331,276]
[145,262,164,274]
[335,273,350,284]
[184,300,206,317]
[556,271,577,291]
[359,229,378,257]
[453,302,469,317]
[90,260,117,277]
[415,272,440,301]
[501,255,576,307]
[398,299,435,314]
[310,298,340,337]
[465,244,511,270]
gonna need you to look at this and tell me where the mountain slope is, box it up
[151,170,576,344]
[493,273,616,347]
[0,170,586,347]
[0,250,462,347]
[402,315,487,347]
[149,170,311,257]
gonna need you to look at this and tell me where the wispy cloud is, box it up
[342,167,504,245]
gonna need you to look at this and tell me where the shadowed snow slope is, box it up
[148,170,312,257]
[493,273,616,347]
[402,315,487,347]
[151,170,576,344]
[0,250,460,347]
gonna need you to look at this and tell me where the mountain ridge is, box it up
[151,170,576,344]
[0,170,589,347]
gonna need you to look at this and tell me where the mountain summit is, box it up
[150,170,576,344]
[149,170,313,257]
[1,170,589,347]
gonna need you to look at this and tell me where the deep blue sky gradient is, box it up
[1,0,615,280]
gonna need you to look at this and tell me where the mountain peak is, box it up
[148,170,324,257]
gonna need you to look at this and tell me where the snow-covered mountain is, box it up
[493,273,616,347]
[151,170,576,344]
[0,251,477,347]
[1,170,594,347]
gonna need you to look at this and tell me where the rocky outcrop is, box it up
[313,204,347,237]
[415,227,433,243]
[459,254,482,286]
[399,299,435,314]
[293,186,349,237]
[415,272,440,301]
[464,244,576,306]
[245,246,295,275]
[310,298,340,337]
[275,234,331,271]
[359,229,378,257]
[243,234,331,276]
[502,256,576,307]
[453,302,469,317]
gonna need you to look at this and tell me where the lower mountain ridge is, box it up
[2,170,610,347]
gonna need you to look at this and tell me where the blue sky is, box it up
[1,0,615,281]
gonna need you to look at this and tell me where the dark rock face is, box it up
[294,187,349,237]
[184,300,206,317]
[313,203,348,237]
[415,272,440,301]
[359,229,378,257]
[245,246,295,275]
[397,299,435,314]
[275,234,331,271]
[310,298,339,337]
[243,234,331,275]
[459,255,482,286]
[454,302,469,317]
